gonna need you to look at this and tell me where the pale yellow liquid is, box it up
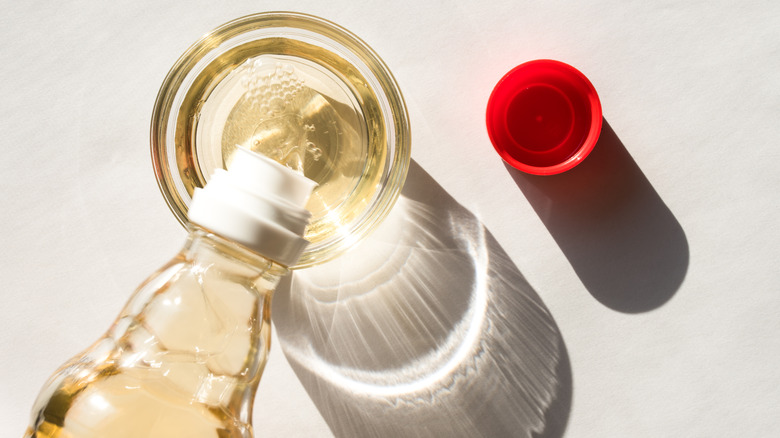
[26,367,244,438]
[25,232,283,438]
[174,38,388,245]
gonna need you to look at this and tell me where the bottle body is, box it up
[25,228,288,438]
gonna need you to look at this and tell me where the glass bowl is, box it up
[151,12,410,268]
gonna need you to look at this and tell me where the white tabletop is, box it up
[2,1,779,437]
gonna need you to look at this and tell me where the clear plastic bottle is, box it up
[25,148,316,438]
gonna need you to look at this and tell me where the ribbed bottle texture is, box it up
[25,228,287,438]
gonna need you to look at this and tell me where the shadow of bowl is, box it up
[274,161,571,438]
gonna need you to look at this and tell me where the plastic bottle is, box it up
[24,148,316,438]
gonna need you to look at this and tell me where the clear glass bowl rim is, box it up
[150,11,411,268]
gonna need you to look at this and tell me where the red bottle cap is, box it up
[486,59,602,175]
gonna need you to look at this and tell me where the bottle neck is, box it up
[184,224,290,279]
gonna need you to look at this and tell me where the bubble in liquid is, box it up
[236,59,323,173]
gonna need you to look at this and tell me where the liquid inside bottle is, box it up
[25,228,288,438]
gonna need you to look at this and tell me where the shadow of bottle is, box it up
[507,119,689,313]
[273,161,571,438]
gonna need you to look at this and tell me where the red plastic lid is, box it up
[486,59,602,175]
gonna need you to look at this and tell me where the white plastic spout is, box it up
[229,146,316,208]
[188,147,317,267]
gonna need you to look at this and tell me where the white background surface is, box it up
[2,1,779,437]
